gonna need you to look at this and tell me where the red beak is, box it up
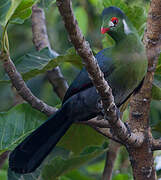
[101,27,110,34]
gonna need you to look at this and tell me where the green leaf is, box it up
[0,0,21,27]
[0,48,82,83]
[0,0,11,27]
[0,0,37,27]
[58,124,105,155]
[75,7,88,36]
[42,144,107,180]
[10,0,38,24]
[152,75,161,100]
[0,103,46,154]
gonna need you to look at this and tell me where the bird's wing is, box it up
[62,48,114,104]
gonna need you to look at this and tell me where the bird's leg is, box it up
[96,98,105,119]
[124,122,131,136]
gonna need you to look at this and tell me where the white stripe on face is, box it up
[122,19,131,34]
[108,21,115,27]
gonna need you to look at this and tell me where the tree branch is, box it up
[56,0,144,147]
[0,52,56,116]
[102,141,120,180]
[32,5,68,100]
[127,0,161,179]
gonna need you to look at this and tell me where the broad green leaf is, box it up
[0,103,46,154]
[0,48,82,83]
[75,7,88,36]
[0,0,37,27]
[58,124,105,155]
[0,0,22,27]
[10,0,38,24]
[42,144,108,180]
[0,0,11,26]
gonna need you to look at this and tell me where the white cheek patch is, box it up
[122,19,131,34]
[108,21,114,27]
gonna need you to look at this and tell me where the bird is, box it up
[9,6,147,174]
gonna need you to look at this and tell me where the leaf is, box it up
[0,0,21,27]
[0,48,82,83]
[151,75,161,100]
[58,124,106,155]
[0,103,46,154]
[75,7,88,36]
[10,0,38,24]
[42,144,108,180]
[0,0,37,27]
[0,0,11,26]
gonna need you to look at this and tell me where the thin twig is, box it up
[56,0,144,147]
[102,141,120,180]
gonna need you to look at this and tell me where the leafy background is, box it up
[1,0,161,180]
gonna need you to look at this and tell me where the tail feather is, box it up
[9,103,73,174]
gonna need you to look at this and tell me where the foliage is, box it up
[0,47,82,82]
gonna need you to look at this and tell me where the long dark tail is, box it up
[9,102,73,174]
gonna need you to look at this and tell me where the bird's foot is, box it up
[96,98,105,115]
[124,122,131,136]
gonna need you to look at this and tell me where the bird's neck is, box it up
[114,33,143,52]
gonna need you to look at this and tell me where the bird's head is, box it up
[101,6,133,42]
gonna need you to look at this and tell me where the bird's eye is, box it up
[111,17,119,24]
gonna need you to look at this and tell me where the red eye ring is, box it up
[111,17,118,24]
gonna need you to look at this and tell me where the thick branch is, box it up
[127,0,161,179]
[0,53,56,116]
[32,5,68,100]
[56,0,144,147]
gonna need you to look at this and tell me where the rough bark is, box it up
[32,5,68,100]
[127,0,161,179]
